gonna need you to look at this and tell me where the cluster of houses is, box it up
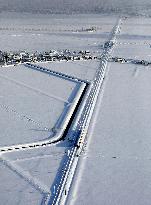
[0,49,98,66]
[75,26,97,33]
[110,56,150,66]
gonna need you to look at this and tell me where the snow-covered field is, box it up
[0,13,117,205]
[1,145,66,205]
[0,12,116,52]
[67,63,151,205]
[1,8,151,205]
[114,17,151,61]
[0,61,85,204]
[35,60,99,81]
[0,64,79,147]
[67,16,151,205]
[0,59,85,203]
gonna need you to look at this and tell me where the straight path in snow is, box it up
[49,17,122,205]
[67,16,151,205]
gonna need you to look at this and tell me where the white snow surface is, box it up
[0,64,78,146]
[0,12,116,52]
[36,60,99,81]
[67,16,151,205]
[0,13,116,205]
[114,17,151,61]
[1,12,151,205]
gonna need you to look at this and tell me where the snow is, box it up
[67,16,151,205]
[0,13,116,52]
[0,162,43,205]
[0,13,117,205]
[3,145,66,192]
[52,17,122,204]
[67,61,151,205]
[0,64,78,146]
[1,10,151,205]
[114,17,151,61]
[0,144,68,205]
[35,60,100,81]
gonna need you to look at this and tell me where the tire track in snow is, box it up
[0,155,50,196]
[10,152,64,163]
[117,41,150,46]
[0,103,51,132]
[0,73,68,103]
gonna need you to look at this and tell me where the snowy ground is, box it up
[114,17,151,61]
[1,12,151,205]
[67,16,151,205]
[0,13,116,205]
[0,61,82,204]
[0,12,116,52]
[35,60,99,81]
[0,64,79,147]
[1,145,66,205]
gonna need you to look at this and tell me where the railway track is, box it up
[48,17,123,205]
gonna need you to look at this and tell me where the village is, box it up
[0,49,98,66]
